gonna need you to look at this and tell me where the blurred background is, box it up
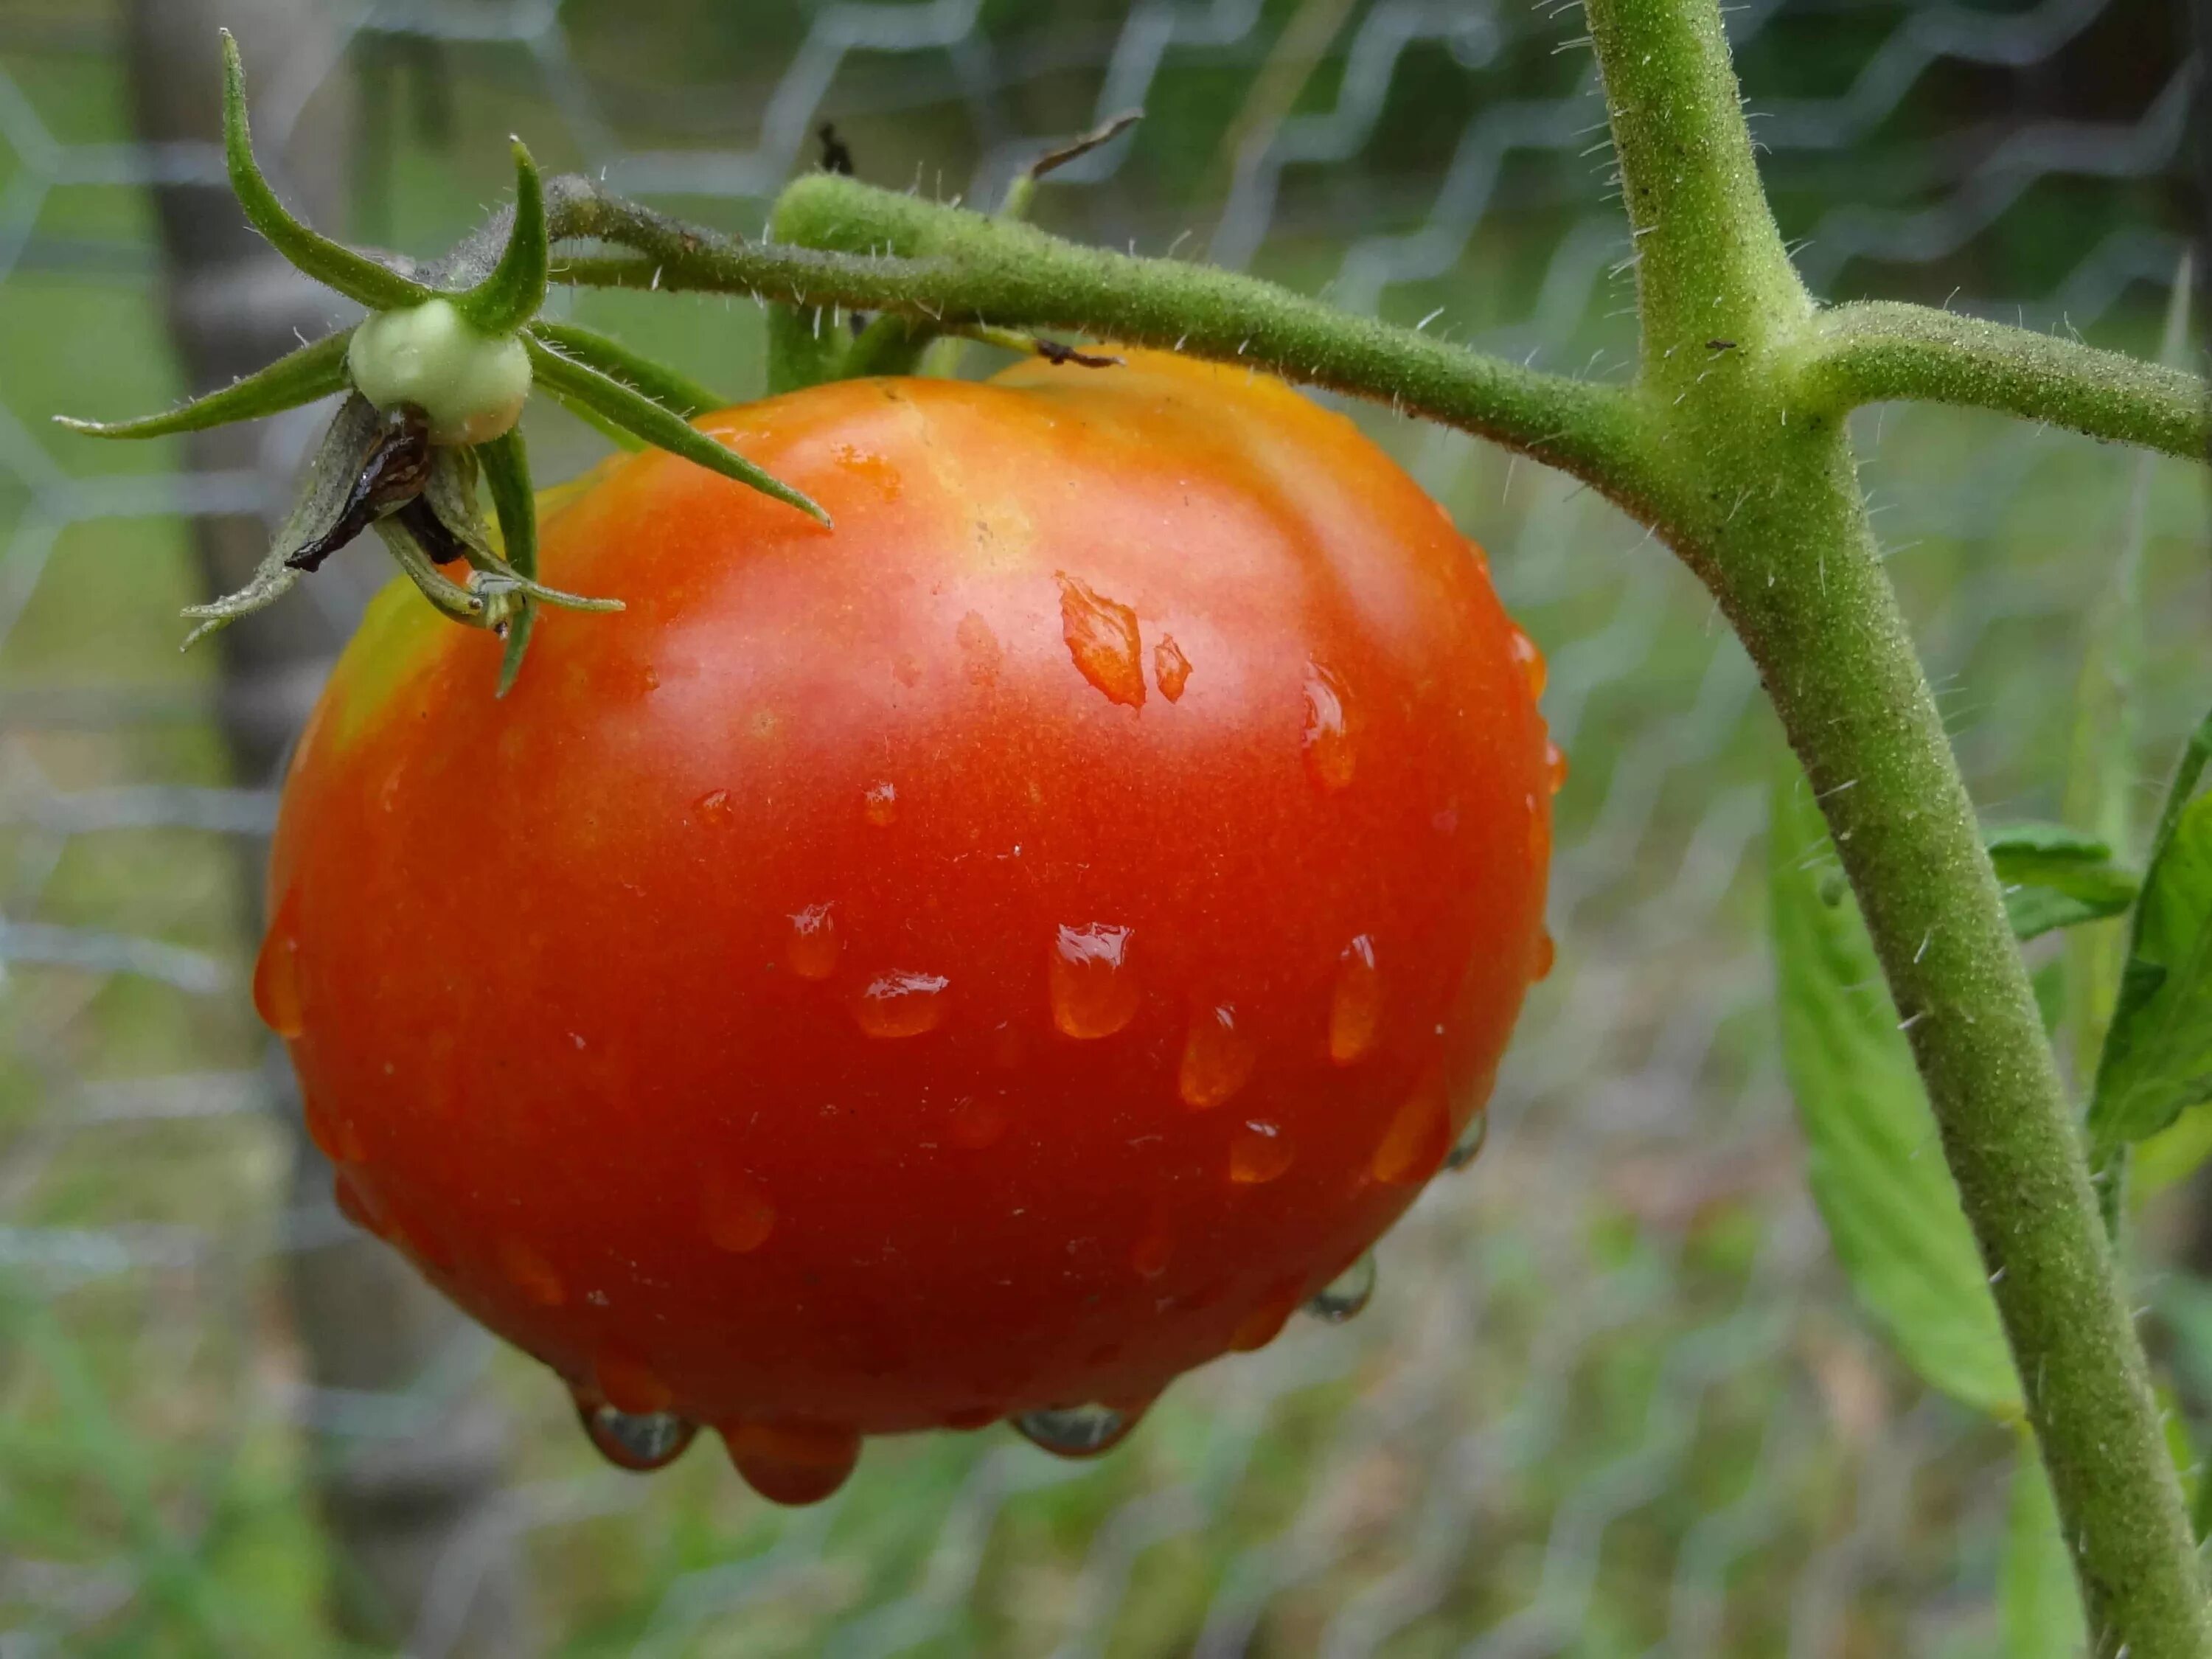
[1,0,2205,1654]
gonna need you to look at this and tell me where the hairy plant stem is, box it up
[524,11,2211,1644]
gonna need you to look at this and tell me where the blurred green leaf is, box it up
[1984,822,2140,941]
[2089,790,2212,1150]
[1770,770,2022,1421]
[2000,1436,2088,1659]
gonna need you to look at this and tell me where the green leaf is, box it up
[525,320,728,420]
[220,33,428,313]
[1984,821,2140,941]
[56,327,352,440]
[2088,789,2212,1147]
[523,333,830,524]
[454,142,549,335]
[1770,768,2023,1420]
[2000,1436,2089,1659]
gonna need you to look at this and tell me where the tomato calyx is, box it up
[55,31,826,692]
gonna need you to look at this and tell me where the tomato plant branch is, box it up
[1801,301,2211,462]
[527,176,1658,507]
[1582,0,2209,1652]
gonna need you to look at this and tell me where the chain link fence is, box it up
[1,0,2205,1653]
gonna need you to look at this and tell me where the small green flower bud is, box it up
[348,298,532,446]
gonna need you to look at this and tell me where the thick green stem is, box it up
[1583,0,2209,1650]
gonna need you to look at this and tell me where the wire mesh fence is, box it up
[1,0,2205,1653]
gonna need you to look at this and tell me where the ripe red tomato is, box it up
[259,348,1555,1503]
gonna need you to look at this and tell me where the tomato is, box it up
[259,347,1555,1503]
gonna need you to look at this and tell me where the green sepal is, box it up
[178,394,388,648]
[526,320,728,418]
[524,333,830,524]
[220,33,428,313]
[58,327,352,440]
[374,513,491,625]
[479,431,539,695]
[454,142,549,336]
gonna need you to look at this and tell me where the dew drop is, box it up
[787,903,840,981]
[1012,1403,1138,1458]
[1545,740,1569,796]
[1049,922,1140,1039]
[723,1420,863,1506]
[863,780,898,826]
[332,1168,387,1238]
[1153,634,1192,702]
[852,971,951,1038]
[1301,661,1357,792]
[496,1237,566,1307]
[595,1350,675,1416]
[1329,935,1382,1064]
[1130,1206,1175,1279]
[1372,1067,1453,1185]
[1445,1110,1489,1172]
[1057,573,1146,708]
[252,914,305,1040]
[1230,1281,1301,1351]
[1178,1004,1256,1110]
[702,1168,777,1253]
[1533,930,1557,982]
[1509,627,1547,699]
[948,1094,1009,1150]
[302,1092,366,1165]
[578,1398,698,1473]
[1228,1119,1295,1185]
[695,787,734,825]
[1305,1254,1377,1324]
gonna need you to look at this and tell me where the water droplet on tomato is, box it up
[1012,1403,1138,1458]
[852,971,951,1038]
[1534,930,1557,981]
[1445,1110,1489,1172]
[1049,923,1139,1039]
[302,1092,366,1164]
[723,1421,862,1506]
[496,1237,566,1307]
[1231,1281,1301,1351]
[578,1399,697,1472]
[1178,1004,1256,1110]
[863,781,897,826]
[1329,935,1382,1063]
[1154,634,1192,702]
[595,1350,675,1416]
[787,903,839,981]
[1301,662,1356,792]
[1509,627,1547,699]
[702,1168,776,1253]
[1305,1254,1377,1324]
[252,913,305,1040]
[1545,740,1569,795]
[1130,1206,1174,1279]
[332,1167,387,1237]
[1056,573,1145,708]
[1372,1067,1452,1185]
[948,1094,1009,1150]
[695,787,734,824]
[1228,1119,1294,1185]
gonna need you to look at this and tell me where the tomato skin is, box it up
[266,349,1551,1490]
